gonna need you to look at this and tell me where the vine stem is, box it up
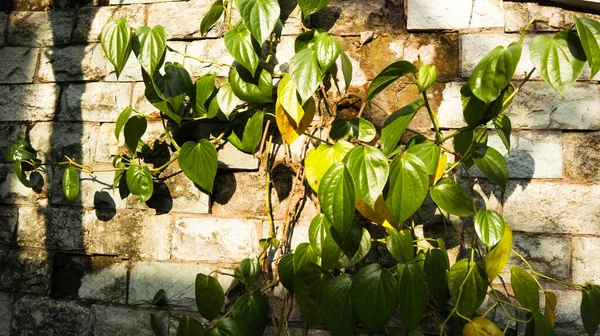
[167,46,234,68]
[302,132,333,146]
[422,91,442,143]
[152,154,178,173]
[511,249,584,289]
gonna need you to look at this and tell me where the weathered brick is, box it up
[0,84,59,121]
[147,0,221,40]
[504,180,600,235]
[185,39,234,78]
[88,211,171,260]
[0,48,38,84]
[129,261,232,310]
[0,13,7,47]
[572,236,600,285]
[0,248,51,293]
[0,123,27,163]
[51,169,128,209]
[563,132,600,182]
[29,122,99,165]
[406,0,504,31]
[17,207,95,251]
[0,163,50,206]
[172,216,262,262]
[38,44,108,82]
[109,0,183,3]
[51,253,128,304]
[92,305,168,336]
[0,292,12,336]
[503,1,600,33]
[11,295,91,336]
[311,0,404,35]
[7,11,75,47]
[72,5,147,43]
[0,207,17,244]
[57,83,132,122]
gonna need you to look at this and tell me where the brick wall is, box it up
[0,0,599,335]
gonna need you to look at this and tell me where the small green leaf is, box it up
[229,66,273,103]
[430,178,475,217]
[154,62,194,117]
[510,266,540,311]
[152,289,166,305]
[322,275,356,336]
[472,145,508,190]
[126,165,153,203]
[208,318,242,336]
[297,0,331,16]
[232,292,269,336]
[397,262,429,329]
[100,18,133,79]
[151,313,165,336]
[236,0,280,45]
[315,32,340,72]
[277,74,304,124]
[62,166,79,202]
[216,83,241,119]
[294,263,334,325]
[201,0,224,36]
[448,259,487,318]
[132,25,166,77]
[343,146,388,209]
[417,64,437,93]
[290,48,323,104]
[469,42,522,104]
[485,223,513,282]
[340,50,352,90]
[195,273,225,321]
[224,22,259,74]
[194,73,217,116]
[227,111,264,153]
[293,242,319,272]
[318,162,356,242]
[178,140,218,193]
[405,139,440,176]
[350,264,398,333]
[380,100,425,156]
[115,106,132,140]
[574,16,600,78]
[237,258,261,285]
[177,317,207,336]
[309,214,329,256]
[330,118,376,143]
[581,284,600,336]
[386,229,414,264]
[304,141,354,192]
[493,113,512,152]
[474,210,506,249]
[14,161,33,188]
[278,253,295,292]
[530,31,586,98]
[385,153,429,224]
[5,140,35,162]
[124,115,147,155]
[367,61,418,102]
[424,248,450,307]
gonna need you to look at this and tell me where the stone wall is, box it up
[0,0,599,335]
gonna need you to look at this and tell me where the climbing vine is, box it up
[5,1,600,335]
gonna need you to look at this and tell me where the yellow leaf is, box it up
[484,224,513,282]
[462,317,503,336]
[434,153,448,183]
[304,140,354,192]
[544,291,557,326]
[275,95,315,145]
[356,195,398,229]
[277,74,304,124]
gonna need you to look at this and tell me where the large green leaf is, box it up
[195,273,225,321]
[337,226,371,268]
[343,146,389,209]
[133,25,166,77]
[350,264,398,333]
[581,284,600,336]
[330,118,376,143]
[469,42,522,104]
[232,292,269,336]
[277,74,304,124]
[290,48,323,104]
[385,153,429,224]
[124,115,147,155]
[216,83,241,119]
[485,224,513,281]
[227,111,264,153]
[574,16,600,78]
[472,145,508,190]
[405,139,440,176]
[236,258,261,286]
[177,318,208,336]
[141,69,183,125]
[208,318,242,336]
[424,248,450,307]
[430,177,475,217]
[304,141,354,192]
[178,140,218,193]
[397,262,429,329]
[293,242,319,272]
[5,140,35,162]
[309,214,329,256]
[297,0,331,16]
[322,275,355,336]
[380,100,424,156]
[154,62,193,117]
[510,266,540,311]
[126,165,153,203]
[329,219,363,258]
[229,66,273,103]
[224,22,259,73]
[278,254,295,292]
[530,31,587,98]
[318,162,356,241]
[62,166,79,202]
[474,210,506,249]
[201,0,224,36]
[531,310,554,336]
[366,61,417,102]
[194,73,217,117]
[448,259,487,318]
[235,0,280,45]
[386,229,414,264]
[115,106,132,140]
[315,32,340,72]
[294,263,334,325]
[100,18,133,79]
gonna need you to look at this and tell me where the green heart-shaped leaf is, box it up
[126,164,153,202]
[178,140,218,193]
[62,166,80,202]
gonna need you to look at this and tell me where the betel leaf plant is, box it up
[5,1,600,335]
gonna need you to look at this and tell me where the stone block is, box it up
[104,52,143,82]
[129,261,232,310]
[0,207,17,244]
[51,253,128,304]
[0,48,38,84]
[51,170,128,210]
[147,0,222,40]
[0,292,12,336]
[572,236,600,284]
[466,131,563,179]
[72,5,147,43]
[92,305,168,336]
[0,13,7,47]
[311,0,403,35]
[549,289,588,336]
[0,248,51,293]
[0,163,50,206]
[0,84,59,122]
[7,11,75,47]
[57,82,133,122]
[11,295,91,336]
[38,44,108,82]
[95,121,171,163]
[279,3,303,36]
[171,216,262,262]
[503,1,600,33]
[406,0,504,30]
[29,122,99,165]
[17,207,95,251]
[185,39,234,78]
[504,180,600,235]
[563,132,600,182]
[88,211,172,260]
[0,123,27,163]
[2,0,53,11]
[110,0,183,3]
